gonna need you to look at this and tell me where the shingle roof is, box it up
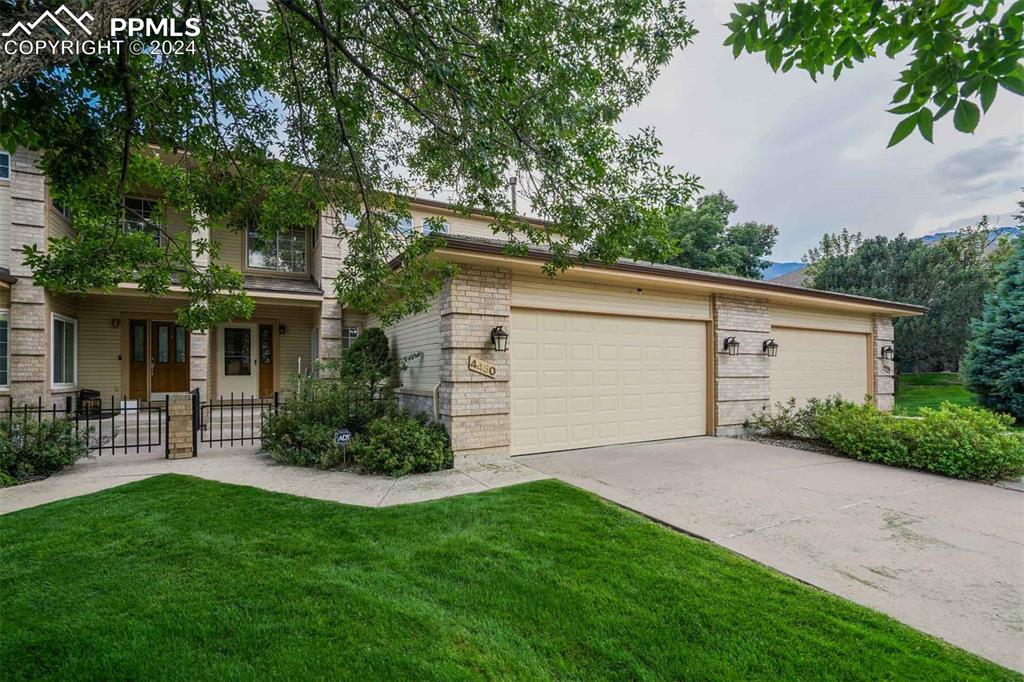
[243,274,323,296]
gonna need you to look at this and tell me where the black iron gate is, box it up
[192,390,279,454]
[4,395,169,457]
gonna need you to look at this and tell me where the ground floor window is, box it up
[51,314,77,387]
[0,310,9,386]
[342,325,360,351]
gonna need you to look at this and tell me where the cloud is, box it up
[929,136,1023,197]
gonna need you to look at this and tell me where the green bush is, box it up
[901,405,1024,480]
[262,377,393,468]
[745,395,848,439]
[815,402,911,466]
[814,401,1024,480]
[350,411,453,477]
[0,417,89,485]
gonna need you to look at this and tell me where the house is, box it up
[0,148,923,462]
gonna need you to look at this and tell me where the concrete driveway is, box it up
[519,437,1024,672]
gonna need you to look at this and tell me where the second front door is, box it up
[217,324,260,397]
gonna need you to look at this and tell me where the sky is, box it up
[618,1,1024,262]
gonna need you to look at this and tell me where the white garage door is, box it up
[511,309,707,455]
[769,327,869,405]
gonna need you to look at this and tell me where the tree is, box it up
[963,209,1024,421]
[725,0,1024,145]
[0,0,699,329]
[659,191,779,278]
[802,226,1003,372]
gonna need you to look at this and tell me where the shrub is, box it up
[901,404,1024,480]
[350,411,453,476]
[262,377,393,468]
[339,327,398,403]
[0,417,89,485]
[745,395,849,440]
[815,402,911,466]
[814,401,1024,480]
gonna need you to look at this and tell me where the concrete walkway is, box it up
[520,437,1024,673]
[0,448,549,515]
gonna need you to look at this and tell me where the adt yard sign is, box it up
[335,428,353,446]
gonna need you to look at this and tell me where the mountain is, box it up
[761,226,1020,282]
[760,261,804,280]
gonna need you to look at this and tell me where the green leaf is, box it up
[917,108,934,143]
[934,0,962,19]
[887,102,922,115]
[999,65,1024,95]
[766,45,783,71]
[891,83,913,103]
[980,77,997,111]
[953,99,980,133]
[887,115,919,147]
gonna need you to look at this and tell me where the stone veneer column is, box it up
[167,393,194,458]
[8,149,48,405]
[873,316,896,411]
[190,331,209,398]
[317,212,344,366]
[713,295,771,436]
[438,265,510,462]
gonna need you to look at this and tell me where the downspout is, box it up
[433,382,441,421]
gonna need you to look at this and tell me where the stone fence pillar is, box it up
[167,393,195,459]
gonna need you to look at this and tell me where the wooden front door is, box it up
[258,324,274,398]
[151,322,189,394]
[128,320,148,400]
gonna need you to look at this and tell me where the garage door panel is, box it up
[770,327,869,405]
[511,309,707,455]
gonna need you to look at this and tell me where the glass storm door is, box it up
[217,324,259,397]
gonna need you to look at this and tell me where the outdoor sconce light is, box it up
[880,345,895,360]
[278,324,287,335]
[723,336,740,356]
[111,318,120,328]
[762,338,779,357]
[490,325,509,352]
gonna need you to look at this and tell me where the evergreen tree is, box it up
[962,236,1024,422]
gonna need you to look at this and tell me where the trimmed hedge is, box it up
[815,402,1023,481]
[0,418,89,486]
[350,412,453,477]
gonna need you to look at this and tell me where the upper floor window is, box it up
[397,217,414,236]
[0,151,10,181]
[342,213,359,229]
[123,197,161,241]
[52,199,72,221]
[421,218,449,235]
[246,226,308,273]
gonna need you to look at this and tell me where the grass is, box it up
[896,372,979,415]
[0,475,1015,681]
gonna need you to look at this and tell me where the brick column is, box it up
[190,331,209,398]
[317,212,344,366]
[873,316,896,411]
[439,265,510,462]
[8,149,48,405]
[714,295,771,436]
[167,393,194,458]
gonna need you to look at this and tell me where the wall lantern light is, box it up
[880,345,894,361]
[111,318,120,328]
[490,325,509,352]
[278,324,287,335]
[723,336,740,356]
[762,338,779,357]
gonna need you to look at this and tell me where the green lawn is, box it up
[895,372,979,415]
[0,476,1014,680]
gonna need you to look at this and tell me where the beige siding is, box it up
[511,275,710,320]
[771,303,872,333]
[211,226,244,270]
[380,297,441,393]
[769,327,870,405]
[267,305,317,390]
[511,308,707,455]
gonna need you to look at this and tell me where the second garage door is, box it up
[769,327,870,405]
[511,309,707,455]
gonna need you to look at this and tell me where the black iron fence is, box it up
[2,395,168,457]
[192,390,280,453]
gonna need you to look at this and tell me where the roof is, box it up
[243,274,323,296]
[430,235,927,315]
[769,266,809,287]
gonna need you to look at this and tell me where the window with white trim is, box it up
[341,326,360,351]
[421,217,449,235]
[0,151,10,181]
[342,213,359,229]
[0,310,9,387]
[246,226,308,273]
[397,217,414,236]
[123,197,161,242]
[52,199,72,220]
[51,314,77,387]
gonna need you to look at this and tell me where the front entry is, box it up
[217,323,262,397]
[128,319,190,401]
